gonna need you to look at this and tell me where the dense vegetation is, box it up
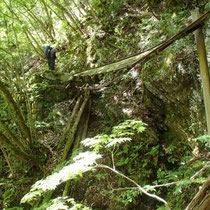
[0,0,209,209]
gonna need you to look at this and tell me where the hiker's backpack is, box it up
[44,45,51,59]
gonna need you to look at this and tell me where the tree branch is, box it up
[97,164,170,209]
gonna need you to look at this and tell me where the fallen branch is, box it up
[191,163,210,180]
[110,181,178,191]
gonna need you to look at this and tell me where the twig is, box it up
[111,145,116,170]
[110,181,178,192]
[191,163,210,180]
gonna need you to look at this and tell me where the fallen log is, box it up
[57,96,82,150]
[61,89,90,161]
[74,11,209,78]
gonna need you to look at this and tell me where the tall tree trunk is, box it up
[40,0,55,39]
[9,0,36,144]
[191,9,210,135]
[48,0,83,35]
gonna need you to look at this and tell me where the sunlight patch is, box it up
[122,108,132,117]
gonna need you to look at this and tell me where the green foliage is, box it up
[20,120,145,208]
[82,120,145,152]
[155,156,208,209]
[106,188,140,206]
[33,197,90,210]
[17,117,209,209]
[83,120,209,209]
[0,177,33,209]
[0,0,209,208]
[193,135,210,153]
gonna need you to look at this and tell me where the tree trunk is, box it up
[1,147,14,176]
[191,9,210,135]
[73,99,91,150]
[0,132,40,166]
[57,96,82,150]
[63,97,91,197]
[0,120,27,152]
[0,80,32,144]
[186,177,210,210]
[62,90,90,161]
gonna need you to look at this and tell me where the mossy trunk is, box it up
[73,99,91,150]
[0,80,32,144]
[62,90,90,161]
[57,96,82,150]
[0,131,40,166]
[63,99,91,197]
[0,119,28,152]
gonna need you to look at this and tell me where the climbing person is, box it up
[44,45,57,70]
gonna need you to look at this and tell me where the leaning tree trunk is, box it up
[0,132,40,166]
[185,177,210,210]
[0,120,27,152]
[57,96,82,150]
[63,98,91,197]
[0,80,32,144]
[61,90,90,161]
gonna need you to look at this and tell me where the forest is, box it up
[0,0,209,209]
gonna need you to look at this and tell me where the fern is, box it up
[21,152,101,205]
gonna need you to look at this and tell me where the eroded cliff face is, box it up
[69,45,206,209]
[86,48,206,144]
